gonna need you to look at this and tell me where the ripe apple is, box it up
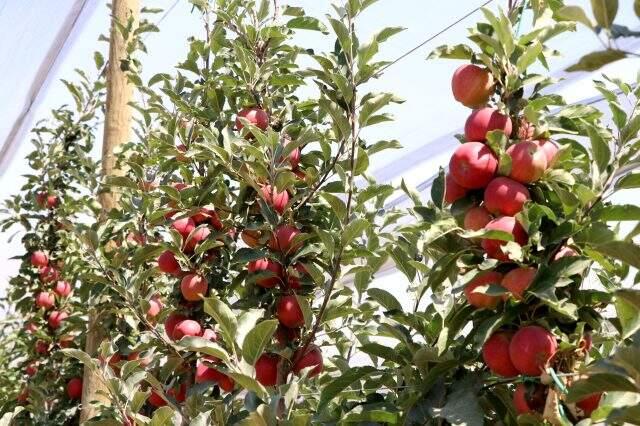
[451,64,494,108]
[35,340,49,355]
[292,344,323,377]
[553,245,578,261]
[577,393,601,416]
[463,271,503,309]
[501,267,536,300]
[172,217,196,238]
[202,328,218,342]
[268,225,302,253]
[67,378,83,399]
[172,319,202,340]
[183,226,211,253]
[241,229,262,247]
[59,335,74,348]
[25,322,38,334]
[48,311,68,329]
[275,324,301,346]
[506,141,548,183]
[167,383,187,403]
[464,107,512,142]
[261,185,289,215]
[218,374,235,392]
[35,291,55,309]
[484,177,530,216]
[445,172,468,204]
[464,206,492,231]
[195,359,224,383]
[236,107,269,131]
[533,139,559,166]
[248,258,283,288]
[148,390,166,407]
[509,325,557,375]
[288,147,301,169]
[192,207,224,230]
[481,216,528,261]
[31,251,49,268]
[449,142,498,189]
[25,361,38,376]
[255,353,280,386]
[482,332,519,377]
[513,383,547,414]
[54,280,72,298]
[17,388,28,404]
[164,313,187,340]
[127,351,152,368]
[180,274,208,301]
[39,266,60,283]
[147,295,163,318]
[287,263,307,290]
[277,295,304,328]
[157,250,181,275]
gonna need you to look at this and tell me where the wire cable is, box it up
[375,0,496,77]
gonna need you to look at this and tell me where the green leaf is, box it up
[242,320,278,365]
[635,0,640,17]
[427,44,474,60]
[318,366,377,410]
[203,296,238,350]
[431,168,445,210]
[615,289,640,338]
[566,50,626,72]
[286,17,328,34]
[516,42,543,73]
[615,172,640,189]
[342,218,369,246]
[432,377,484,426]
[591,0,618,28]
[367,288,403,311]
[587,124,611,174]
[226,372,268,400]
[593,204,640,221]
[359,342,402,364]
[320,192,347,222]
[177,336,231,364]
[567,373,637,402]
[328,17,352,59]
[593,241,640,269]
[150,406,179,426]
[557,6,594,28]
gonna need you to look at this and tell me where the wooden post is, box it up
[80,0,139,421]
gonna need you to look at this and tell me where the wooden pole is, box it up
[80,0,139,421]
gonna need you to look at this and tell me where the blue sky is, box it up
[0,0,639,297]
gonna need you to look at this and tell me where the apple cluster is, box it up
[19,193,83,405]
[448,64,600,417]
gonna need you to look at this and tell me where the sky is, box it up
[0,0,639,304]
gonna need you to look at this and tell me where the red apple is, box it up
[484,177,530,216]
[513,383,547,414]
[506,141,547,183]
[464,206,492,231]
[35,340,49,355]
[25,361,38,376]
[172,319,202,340]
[167,383,187,403]
[255,353,280,386]
[157,250,181,275]
[451,64,494,108]
[275,324,301,346]
[59,335,74,348]
[268,225,302,253]
[482,332,519,377]
[463,271,503,309]
[31,251,49,268]
[481,216,528,261]
[17,388,28,404]
[277,295,304,328]
[509,325,557,376]
[501,267,536,300]
[192,207,224,230]
[577,393,601,416]
[183,226,211,253]
[54,281,72,298]
[164,313,187,340]
[261,185,289,215]
[449,142,498,189]
[195,359,224,383]
[148,390,166,407]
[292,344,323,377]
[172,217,196,238]
[241,229,262,248]
[147,295,163,318]
[445,172,468,204]
[553,246,578,261]
[218,374,235,392]
[464,107,512,142]
[39,266,60,283]
[127,351,152,368]
[247,258,283,288]
[48,311,68,329]
[180,274,208,301]
[46,194,59,209]
[35,292,55,309]
[67,378,83,399]
[287,263,307,290]
[533,139,559,167]
[25,322,38,334]
[236,107,269,131]
[202,328,218,342]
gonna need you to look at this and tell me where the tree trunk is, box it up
[80,0,139,421]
